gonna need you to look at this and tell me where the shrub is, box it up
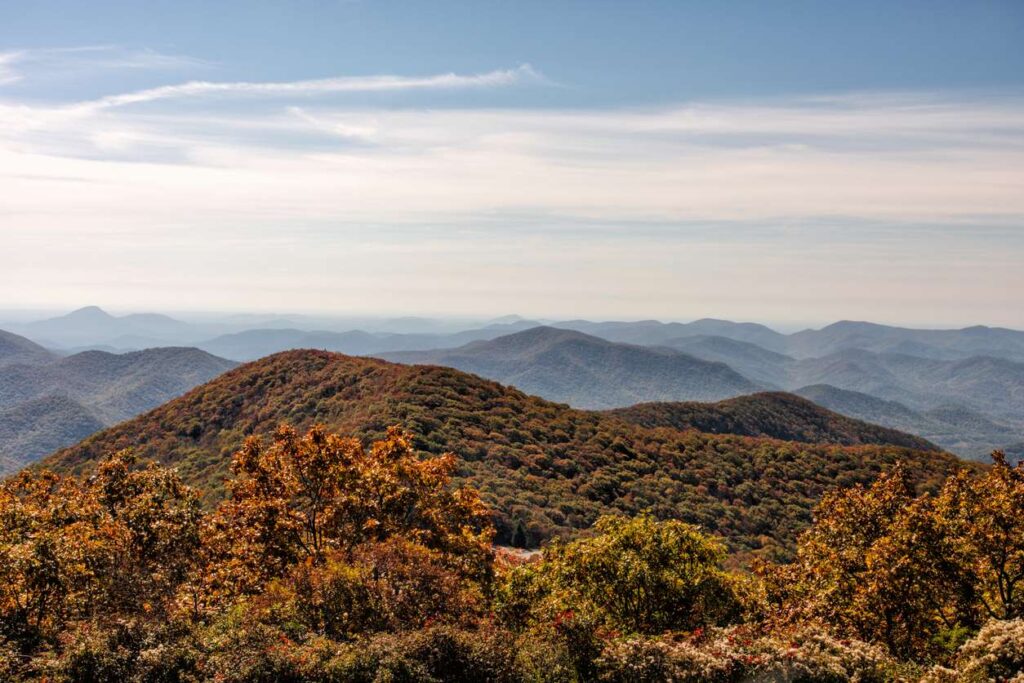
[939,619,1024,683]
[500,514,741,635]
[595,625,901,683]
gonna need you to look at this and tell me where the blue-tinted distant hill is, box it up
[380,326,760,408]
[196,320,542,361]
[0,328,236,474]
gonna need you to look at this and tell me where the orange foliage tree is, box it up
[199,425,494,605]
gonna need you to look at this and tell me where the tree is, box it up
[763,465,987,659]
[936,452,1024,621]
[0,450,201,652]
[202,425,495,602]
[511,519,529,549]
[503,514,740,635]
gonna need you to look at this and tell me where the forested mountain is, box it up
[379,326,760,408]
[0,329,55,368]
[794,384,1021,459]
[607,392,939,451]
[0,395,105,475]
[0,334,236,473]
[47,350,967,559]
[379,327,1023,457]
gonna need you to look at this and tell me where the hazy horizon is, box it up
[2,304,1022,335]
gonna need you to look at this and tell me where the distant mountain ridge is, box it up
[379,326,760,408]
[793,384,1021,459]
[554,318,1024,361]
[378,327,1022,458]
[195,320,541,361]
[17,306,194,349]
[0,329,237,473]
[7,308,1023,459]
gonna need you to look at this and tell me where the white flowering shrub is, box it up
[930,619,1024,683]
[595,625,901,683]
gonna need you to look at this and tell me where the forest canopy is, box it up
[2,425,1023,681]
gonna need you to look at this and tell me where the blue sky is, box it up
[1,1,1023,326]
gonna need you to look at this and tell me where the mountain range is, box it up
[4,307,1023,462]
[45,350,967,559]
[0,329,236,473]
[379,326,1020,459]
[379,326,759,408]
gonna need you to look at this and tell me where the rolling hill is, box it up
[660,335,794,387]
[793,384,1021,459]
[606,392,939,451]
[46,350,968,560]
[0,328,55,368]
[0,332,237,473]
[379,326,761,408]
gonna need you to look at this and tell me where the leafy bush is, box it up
[498,514,742,635]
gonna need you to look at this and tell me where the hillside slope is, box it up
[606,392,939,451]
[0,329,55,368]
[0,395,105,473]
[380,326,761,408]
[0,343,237,474]
[47,350,968,560]
[794,384,1020,459]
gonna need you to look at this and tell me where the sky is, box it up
[1,0,1023,328]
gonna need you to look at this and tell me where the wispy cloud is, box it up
[0,51,28,85]
[0,45,208,87]
[71,64,542,112]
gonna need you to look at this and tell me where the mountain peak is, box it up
[65,306,114,320]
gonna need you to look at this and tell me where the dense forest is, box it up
[606,392,939,451]
[45,351,969,562]
[2,424,1022,681]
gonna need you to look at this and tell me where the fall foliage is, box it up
[3,425,1024,681]
[45,350,970,563]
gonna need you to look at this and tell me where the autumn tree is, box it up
[763,466,980,658]
[0,450,201,653]
[936,451,1024,621]
[762,456,1024,661]
[202,425,495,603]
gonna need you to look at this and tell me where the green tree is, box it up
[502,514,740,635]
